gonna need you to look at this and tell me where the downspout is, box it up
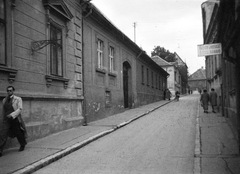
[81,3,93,126]
[81,12,87,126]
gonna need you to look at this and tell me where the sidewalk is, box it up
[194,102,240,174]
[0,99,173,174]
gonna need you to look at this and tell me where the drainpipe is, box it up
[81,15,87,126]
[81,2,93,126]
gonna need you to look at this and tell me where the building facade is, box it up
[0,0,169,148]
[152,56,182,96]
[201,0,222,112]
[174,53,188,94]
[188,68,207,93]
[0,0,84,143]
[202,0,240,147]
[82,4,168,122]
[217,0,240,144]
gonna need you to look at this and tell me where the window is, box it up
[152,71,154,88]
[141,65,144,84]
[0,0,17,83]
[156,74,158,89]
[174,71,177,81]
[50,23,63,76]
[147,68,149,86]
[158,76,162,90]
[97,39,104,69]
[105,90,111,107]
[0,0,6,65]
[43,0,73,88]
[109,46,114,72]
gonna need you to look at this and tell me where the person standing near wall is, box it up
[210,88,218,113]
[163,89,166,100]
[0,86,27,157]
[175,91,180,101]
[165,89,171,100]
[200,89,210,113]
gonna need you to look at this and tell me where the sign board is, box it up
[197,43,222,57]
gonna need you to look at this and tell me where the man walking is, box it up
[200,89,210,113]
[210,88,218,113]
[0,86,27,157]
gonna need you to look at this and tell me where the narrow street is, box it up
[34,95,199,174]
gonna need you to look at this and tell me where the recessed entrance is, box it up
[123,61,132,108]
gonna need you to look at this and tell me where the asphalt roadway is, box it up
[0,94,239,174]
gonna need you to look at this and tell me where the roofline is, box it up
[83,3,169,77]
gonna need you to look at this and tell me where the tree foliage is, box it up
[151,45,189,93]
[178,65,188,83]
[151,46,176,62]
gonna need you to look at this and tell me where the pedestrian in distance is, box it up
[0,86,27,157]
[165,89,171,100]
[199,89,202,94]
[163,89,166,100]
[175,91,180,101]
[209,88,217,113]
[200,89,210,113]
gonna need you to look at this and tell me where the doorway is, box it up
[123,61,132,108]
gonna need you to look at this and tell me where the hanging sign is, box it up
[197,43,222,57]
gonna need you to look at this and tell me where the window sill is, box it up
[45,75,69,89]
[108,71,117,77]
[0,66,18,83]
[96,67,106,74]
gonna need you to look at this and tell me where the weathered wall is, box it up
[0,0,84,146]
[83,19,132,122]
[83,12,167,122]
[136,58,165,106]
[188,79,207,91]
[163,66,176,94]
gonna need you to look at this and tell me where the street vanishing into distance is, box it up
[34,95,198,174]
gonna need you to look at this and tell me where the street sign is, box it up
[197,43,222,57]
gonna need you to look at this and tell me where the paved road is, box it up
[35,95,198,174]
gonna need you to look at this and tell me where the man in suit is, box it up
[0,86,27,157]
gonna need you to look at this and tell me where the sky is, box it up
[91,0,206,74]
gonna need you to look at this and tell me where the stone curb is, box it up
[194,100,201,174]
[12,100,173,174]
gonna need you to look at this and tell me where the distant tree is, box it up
[151,45,189,94]
[178,65,188,83]
[165,53,176,62]
[151,46,176,62]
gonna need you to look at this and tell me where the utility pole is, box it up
[133,22,136,43]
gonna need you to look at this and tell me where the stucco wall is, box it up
[188,79,207,91]
[83,15,167,122]
[83,20,128,122]
[136,59,165,106]
[0,0,84,146]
